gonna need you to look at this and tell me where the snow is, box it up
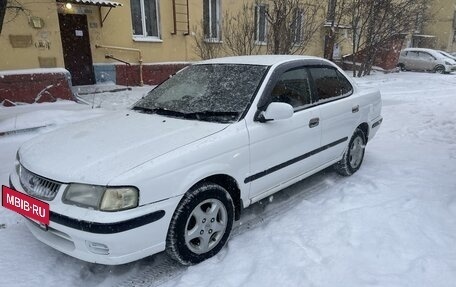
[0,68,69,77]
[199,55,322,66]
[1,72,456,287]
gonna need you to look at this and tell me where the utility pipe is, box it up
[95,44,144,86]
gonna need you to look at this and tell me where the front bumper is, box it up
[444,65,456,73]
[9,172,181,265]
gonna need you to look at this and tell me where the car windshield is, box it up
[132,64,268,123]
[439,51,456,61]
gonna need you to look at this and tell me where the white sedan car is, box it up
[9,55,382,265]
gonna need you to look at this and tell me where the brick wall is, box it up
[116,63,189,86]
[0,69,76,106]
[342,35,406,71]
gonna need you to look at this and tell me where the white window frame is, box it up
[203,0,221,42]
[255,4,268,45]
[131,0,161,42]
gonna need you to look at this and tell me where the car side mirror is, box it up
[256,102,294,123]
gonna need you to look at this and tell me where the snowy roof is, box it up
[61,0,123,7]
[197,55,325,66]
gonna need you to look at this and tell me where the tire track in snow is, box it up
[115,170,341,287]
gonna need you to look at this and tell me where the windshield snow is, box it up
[132,64,268,123]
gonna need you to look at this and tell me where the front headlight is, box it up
[63,184,139,211]
[100,187,139,211]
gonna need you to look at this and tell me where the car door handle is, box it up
[352,105,360,113]
[309,118,319,128]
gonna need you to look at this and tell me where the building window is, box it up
[291,8,304,45]
[203,0,221,41]
[453,11,456,29]
[255,4,267,44]
[130,0,160,39]
[327,0,336,21]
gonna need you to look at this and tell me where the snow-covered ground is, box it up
[1,72,456,287]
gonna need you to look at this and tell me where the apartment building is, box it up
[411,0,456,52]
[0,0,454,88]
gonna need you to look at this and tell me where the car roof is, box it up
[196,55,329,66]
[402,48,440,54]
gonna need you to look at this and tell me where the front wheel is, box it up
[166,183,234,265]
[434,65,446,74]
[334,128,366,176]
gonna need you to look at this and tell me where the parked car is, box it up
[398,48,456,74]
[8,55,382,265]
[438,50,456,62]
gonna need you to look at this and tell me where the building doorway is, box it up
[58,13,95,86]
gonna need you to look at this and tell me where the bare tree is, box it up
[0,0,7,34]
[323,0,348,61]
[192,24,222,60]
[222,3,262,56]
[1,0,30,34]
[261,0,326,55]
[336,0,429,77]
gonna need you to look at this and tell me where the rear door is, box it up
[406,51,421,70]
[308,67,358,164]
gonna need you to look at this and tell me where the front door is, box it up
[58,13,95,86]
[246,67,322,200]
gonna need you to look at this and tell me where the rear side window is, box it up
[309,67,353,102]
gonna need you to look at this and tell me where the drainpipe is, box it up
[95,44,144,86]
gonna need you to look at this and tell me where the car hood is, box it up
[19,111,229,184]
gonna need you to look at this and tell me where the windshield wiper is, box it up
[185,111,240,123]
[132,106,187,118]
[132,107,239,122]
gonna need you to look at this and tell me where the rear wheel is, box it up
[335,128,366,176]
[166,183,234,265]
[398,63,406,71]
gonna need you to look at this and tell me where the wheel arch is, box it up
[189,174,243,221]
[357,122,369,143]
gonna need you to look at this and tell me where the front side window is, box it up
[130,0,160,38]
[255,4,268,44]
[309,67,353,102]
[133,64,268,123]
[203,0,221,41]
[271,67,313,110]
[419,52,435,60]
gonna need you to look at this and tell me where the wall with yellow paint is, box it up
[422,0,456,51]
[0,0,331,73]
[0,1,65,70]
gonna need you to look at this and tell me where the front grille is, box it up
[19,165,61,201]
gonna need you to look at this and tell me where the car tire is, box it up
[334,128,366,176]
[434,65,446,74]
[398,63,406,71]
[166,182,234,265]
